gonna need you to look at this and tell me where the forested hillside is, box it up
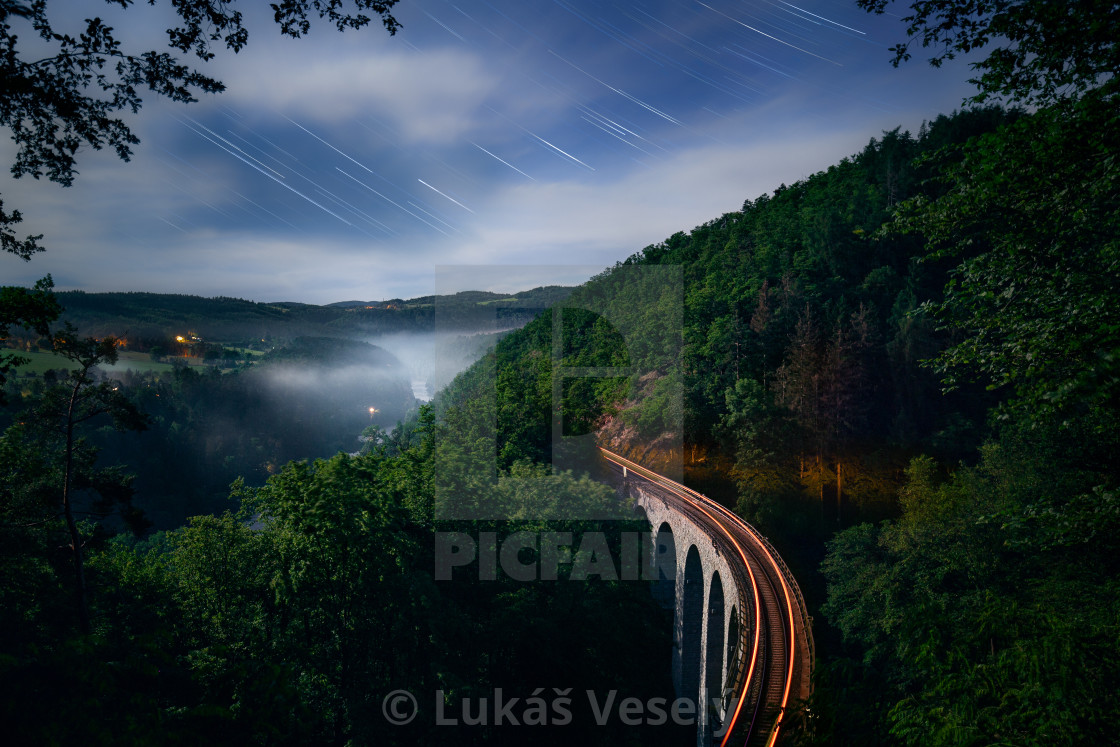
[444,106,1015,518]
[434,11,1120,737]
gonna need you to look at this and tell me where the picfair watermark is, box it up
[434,530,659,581]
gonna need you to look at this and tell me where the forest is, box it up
[432,84,1117,741]
[1,0,1118,744]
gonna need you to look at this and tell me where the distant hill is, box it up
[51,285,576,343]
[322,300,370,309]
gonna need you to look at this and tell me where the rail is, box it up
[599,447,813,746]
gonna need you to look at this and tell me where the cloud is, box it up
[444,114,878,271]
[0,89,955,306]
[0,1,984,307]
[221,44,502,144]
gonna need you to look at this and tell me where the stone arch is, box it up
[631,504,650,574]
[653,521,676,609]
[632,503,650,527]
[681,545,704,711]
[726,605,740,678]
[704,570,726,743]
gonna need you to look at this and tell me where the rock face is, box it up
[597,416,684,481]
[594,370,685,481]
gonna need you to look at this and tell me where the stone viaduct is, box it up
[605,449,814,747]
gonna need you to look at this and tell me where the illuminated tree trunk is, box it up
[62,373,90,635]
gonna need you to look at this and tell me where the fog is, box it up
[95,329,519,529]
[259,361,407,396]
[366,329,512,402]
[247,339,416,439]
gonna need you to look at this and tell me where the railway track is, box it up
[599,448,814,746]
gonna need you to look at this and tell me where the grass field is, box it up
[4,349,202,375]
[4,350,81,375]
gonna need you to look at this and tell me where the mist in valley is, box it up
[367,328,514,402]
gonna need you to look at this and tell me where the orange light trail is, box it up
[674,474,799,746]
[599,448,767,746]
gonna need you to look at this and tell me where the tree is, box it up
[858,0,1120,106]
[861,1,1120,422]
[0,0,401,397]
[815,6,1120,742]
[900,96,1120,423]
[771,305,880,522]
[16,325,148,633]
[820,425,1120,745]
[0,275,60,398]
[719,377,803,520]
[0,0,399,259]
[819,305,877,520]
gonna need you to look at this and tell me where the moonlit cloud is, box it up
[224,47,503,143]
[447,115,885,268]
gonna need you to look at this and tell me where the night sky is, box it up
[2,0,978,303]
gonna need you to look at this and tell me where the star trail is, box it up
[2,0,978,302]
